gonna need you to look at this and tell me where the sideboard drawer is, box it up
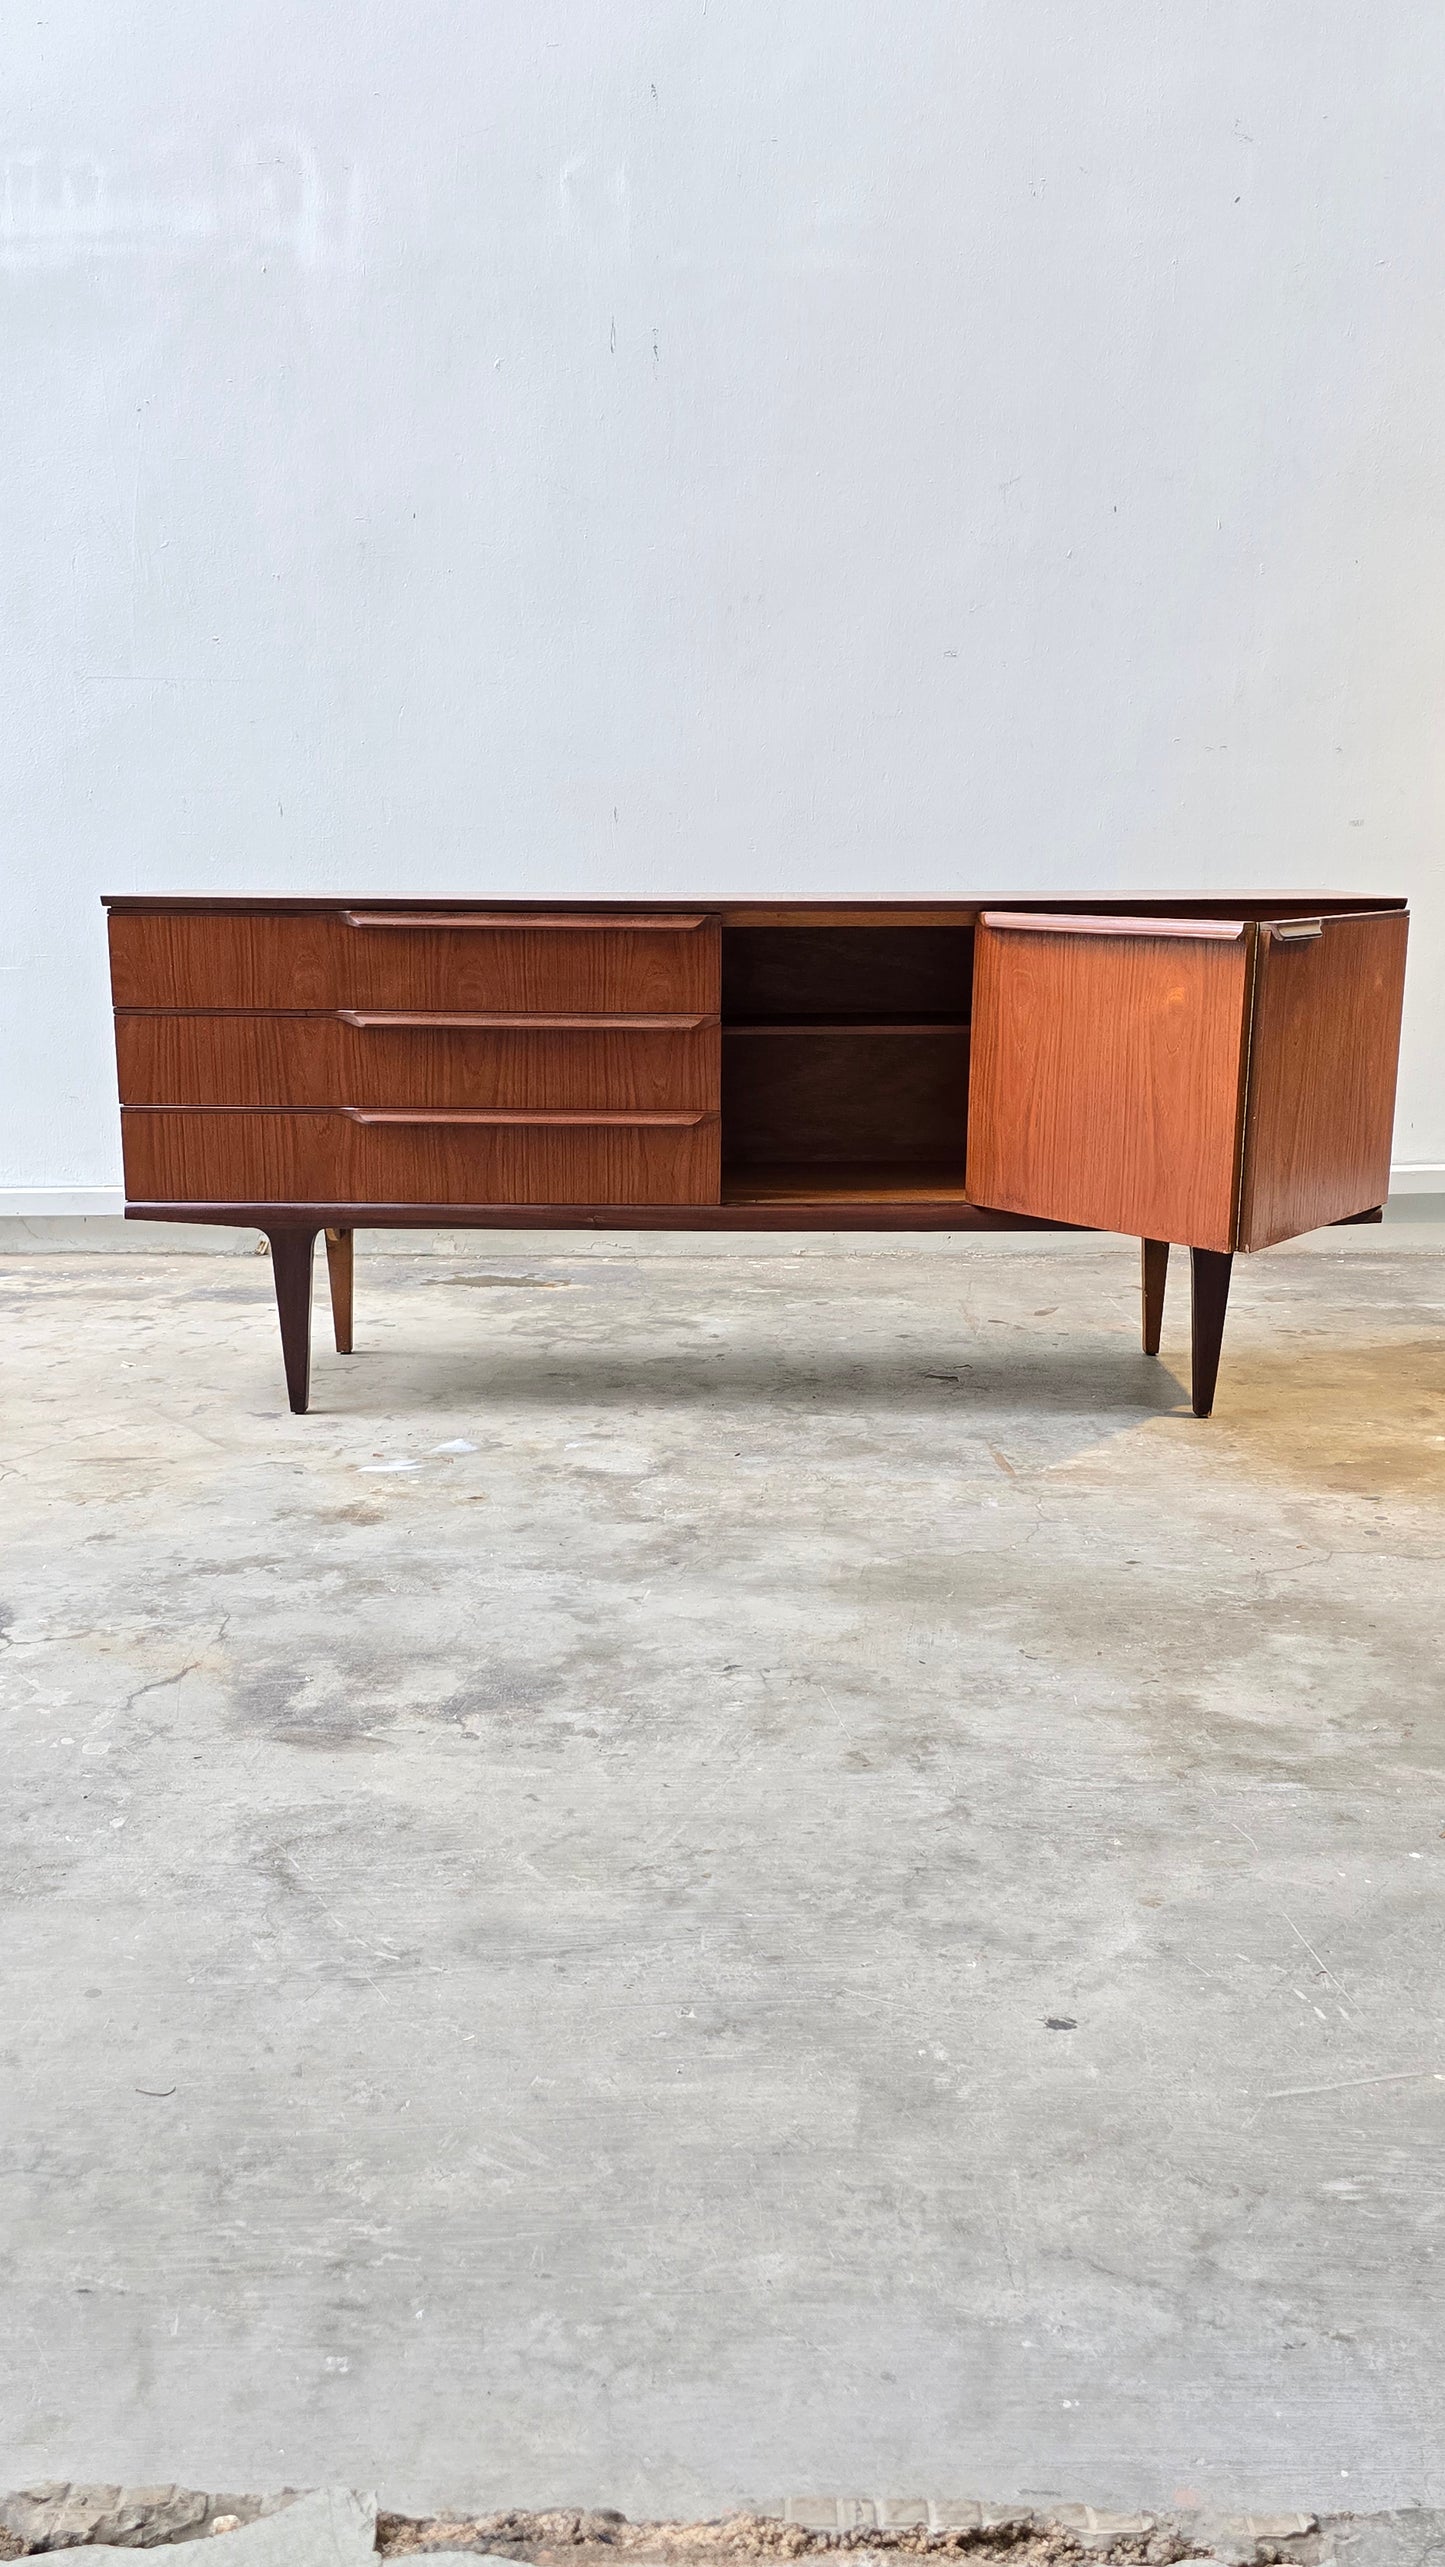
[114,1012,720,1113]
[109,909,719,1014]
[120,1107,721,1206]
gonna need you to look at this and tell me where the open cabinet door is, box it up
[965,912,1253,1252]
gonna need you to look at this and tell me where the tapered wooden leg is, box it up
[1189,1247,1233,1419]
[1141,1238,1169,1356]
[324,1227,354,1354]
[265,1227,319,1414]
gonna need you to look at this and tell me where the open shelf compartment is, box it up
[721,924,974,1203]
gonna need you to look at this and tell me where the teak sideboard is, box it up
[103,894,1409,1418]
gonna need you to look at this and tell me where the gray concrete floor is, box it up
[2,1234,1443,2522]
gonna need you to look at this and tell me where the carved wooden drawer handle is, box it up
[339,911,710,932]
[343,1108,712,1127]
[981,911,1246,940]
[335,1010,717,1030]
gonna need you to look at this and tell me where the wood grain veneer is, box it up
[114,1013,719,1113]
[965,918,1252,1251]
[108,909,720,1014]
[1237,909,1408,1249]
[120,1109,721,1207]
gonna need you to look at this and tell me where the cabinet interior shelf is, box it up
[723,1015,970,1035]
[722,1161,973,1206]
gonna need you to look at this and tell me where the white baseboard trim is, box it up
[1,1189,128,1215]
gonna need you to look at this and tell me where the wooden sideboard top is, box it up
[103,892,1408,922]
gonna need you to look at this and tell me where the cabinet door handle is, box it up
[1266,918,1323,943]
[338,910,710,933]
[335,1010,717,1030]
[981,911,1246,941]
[343,1108,711,1128]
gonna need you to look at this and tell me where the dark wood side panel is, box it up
[114,1014,719,1112]
[1237,910,1408,1249]
[121,1110,721,1208]
[108,911,720,1013]
[965,920,1252,1252]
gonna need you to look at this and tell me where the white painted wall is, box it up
[4,0,1443,1199]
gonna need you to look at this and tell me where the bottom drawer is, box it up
[121,1109,720,1207]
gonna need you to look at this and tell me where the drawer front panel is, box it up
[115,1014,720,1113]
[121,1109,721,1207]
[109,910,719,1013]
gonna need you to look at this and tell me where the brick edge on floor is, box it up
[3,2488,1442,2567]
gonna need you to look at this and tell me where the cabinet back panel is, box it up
[723,1025,968,1166]
[722,927,972,1022]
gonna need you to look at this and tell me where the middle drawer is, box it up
[116,1012,720,1115]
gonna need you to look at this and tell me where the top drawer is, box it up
[108,908,720,1015]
